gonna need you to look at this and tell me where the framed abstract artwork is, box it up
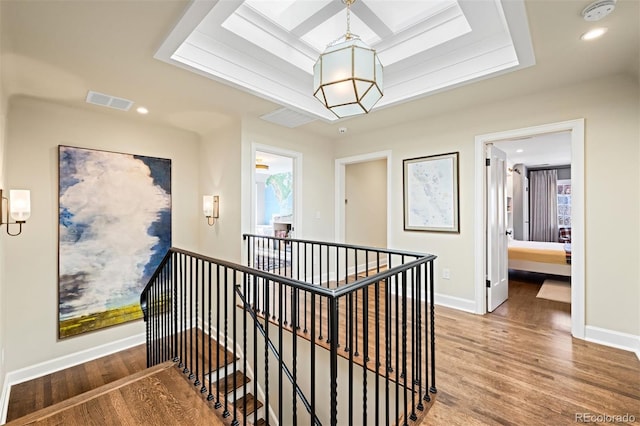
[403,152,460,233]
[58,145,171,338]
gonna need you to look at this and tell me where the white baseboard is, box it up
[433,293,477,313]
[1,332,145,424]
[585,326,640,361]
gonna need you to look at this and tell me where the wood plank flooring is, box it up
[7,276,639,425]
[492,271,571,332]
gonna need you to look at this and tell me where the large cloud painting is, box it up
[58,146,171,338]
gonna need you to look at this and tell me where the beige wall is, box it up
[334,74,640,336]
[199,121,243,263]
[3,97,200,372]
[0,9,7,390]
[345,159,387,248]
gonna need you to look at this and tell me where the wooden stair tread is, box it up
[213,370,250,394]
[175,328,237,372]
[5,362,225,426]
[234,393,263,415]
[256,419,267,426]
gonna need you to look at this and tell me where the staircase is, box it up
[171,329,270,425]
[141,235,437,425]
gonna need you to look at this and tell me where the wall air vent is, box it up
[260,108,316,128]
[85,91,134,111]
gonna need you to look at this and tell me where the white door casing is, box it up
[474,119,585,339]
[250,143,303,238]
[486,144,509,312]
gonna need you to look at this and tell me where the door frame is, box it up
[474,119,585,339]
[250,143,303,237]
[334,150,392,244]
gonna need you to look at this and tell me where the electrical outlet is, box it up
[442,268,451,280]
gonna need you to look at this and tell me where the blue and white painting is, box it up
[58,145,171,338]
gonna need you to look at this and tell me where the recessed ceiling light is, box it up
[516,149,524,153]
[136,106,149,115]
[581,27,608,40]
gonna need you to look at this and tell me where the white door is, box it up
[486,144,509,311]
[523,177,530,240]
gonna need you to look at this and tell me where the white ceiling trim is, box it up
[155,0,535,123]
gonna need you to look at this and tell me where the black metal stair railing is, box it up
[243,234,438,425]
[141,236,437,426]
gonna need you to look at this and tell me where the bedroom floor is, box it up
[491,270,571,333]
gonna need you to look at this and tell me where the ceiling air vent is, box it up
[86,91,134,111]
[260,108,316,128]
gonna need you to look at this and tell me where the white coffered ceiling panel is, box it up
[155,0,535,123]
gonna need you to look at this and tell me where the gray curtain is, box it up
[529,169,558,242]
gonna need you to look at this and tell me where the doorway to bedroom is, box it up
[251,146,301,239]
[492,133,572,333]
[475,119,585,338]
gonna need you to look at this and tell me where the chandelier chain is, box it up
[327,0,358,46]
[346,0,351,37]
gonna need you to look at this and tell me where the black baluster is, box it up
[354,250,359,358]
[253,275,259,426]
[223,267,230,418]
[199,259,206,393]
[385,276,390,426]
[283,244,288,326]
[423,263,431,401]
[215,264,222,409]
[329,296,339,426]
[208,262,214,402]
[182,253,188,372]
[348,293,354,424]
[189,256,195,380]
[264,278,270,425]
[429,260,437,395]
[194,258,200,386]
[375,263,380,426]
[363,276,369,426]
[232,270,238,426]
[395,273,400,425]
[304,243,308,334]
[310,292,317,424]
[402,270,408,425]
[278,280,284,423]
[292,285,298,425]
[173,252,179,363]
[416,263,424,412]
[243,273,248,426]
[344,247,349,352]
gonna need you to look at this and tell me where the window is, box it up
[557,179,571,228]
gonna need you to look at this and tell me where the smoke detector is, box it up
[582,0,616,21]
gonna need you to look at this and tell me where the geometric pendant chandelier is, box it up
[313,0,383,118]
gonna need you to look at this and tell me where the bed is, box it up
[508,239,571,276]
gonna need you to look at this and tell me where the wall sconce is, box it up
[203,195,219,226]
[1,189,31,236]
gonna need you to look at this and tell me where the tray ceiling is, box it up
[155,0,535,123]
